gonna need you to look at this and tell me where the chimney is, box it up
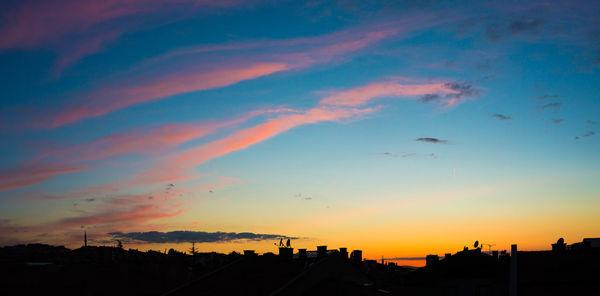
[426,255,439,266]
[317,246,327,259]
[351,250,362,264]
[510,244,518,296]
[298,249,307,260]
[279,247,293,260]
[339,248,348,259]
[552,241,566,253]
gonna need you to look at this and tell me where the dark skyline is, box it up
[0,0,599,263]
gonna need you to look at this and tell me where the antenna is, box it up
[482,243,496,253]
[474,240,479,248]
[189,242,197,255]
[189,242,197,265]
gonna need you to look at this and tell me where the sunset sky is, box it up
[1,0,599,264]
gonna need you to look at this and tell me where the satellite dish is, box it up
[557,238,564,244]
[474,241,479,248]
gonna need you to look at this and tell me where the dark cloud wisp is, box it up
[583,131,595,137]
[415,138,448,144]
[537,94,559,100]
[376,152,417,158]
[420,93,442,103]
[420,82,480,105]
[541,102,562,110]
[575,131,596,140]
[508,19,544,35]
[491,113,512,120]
[445,82,480,99]
[108,231,298,244]
[484,19,544,42]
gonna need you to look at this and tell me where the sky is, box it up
[0,0,599,263]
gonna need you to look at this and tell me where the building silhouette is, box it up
[1,237,599,295]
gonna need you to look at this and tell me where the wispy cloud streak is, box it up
[1,174,243,246]
[29,14,451,128]
[5,77,478,195]
[1,108,286,192]
[0,0,240,72]
[130,106,381,186]
[45,63,292,128]
[541,102,562,109]
[415,138,448,144]
[85,78,478,193]
[491,113,512,120]
[320,82,459,107]
[0,163,88,192]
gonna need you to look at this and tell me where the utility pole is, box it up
[510,244,518,296]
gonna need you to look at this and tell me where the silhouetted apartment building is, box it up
[425,254,439,266]
[515,237,600,295]
[569,237,600,251]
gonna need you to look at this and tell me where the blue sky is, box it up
[0,0,598,258]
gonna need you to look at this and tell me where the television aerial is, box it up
[474,240,479,248]
[482,243,496,253]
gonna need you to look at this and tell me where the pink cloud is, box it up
[129,106,380,186]
[26,105,378,198]
[0,202,182,241]
[135,23,402,68]
[51,107,289,162]
[45,62,291,128]
[5,78,478,194]
[303,29,398,64]
[119,79,479,189]
[319,81,459,107]
[51,30,122,78]
[56,204,183,230]
[1,76,481,247]
[0,163,88,192]
[1,0,140,49]
[0,0,240,49]
[0,0,240,74]
[68,172,208,199]
[144,15,446,68]
[5,186,185,233]
[1,108,288,193]
[2,172,242,245]
[36,78,479,196]
[34,20,428,129]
